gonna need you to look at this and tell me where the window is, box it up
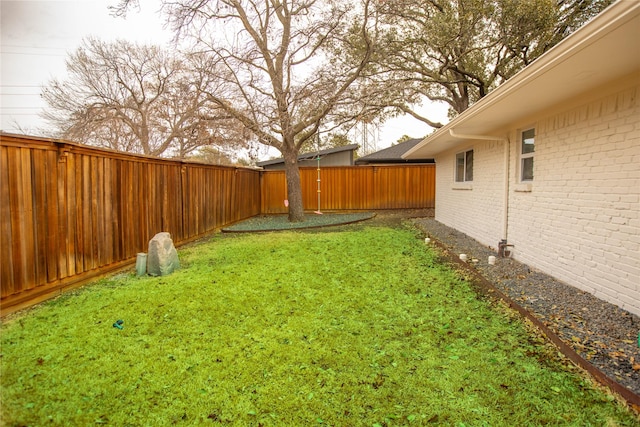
[520,128,535,181]
[455,149,473,182]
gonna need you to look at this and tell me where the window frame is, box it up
[520,127,535,182]
[455,148,474,183]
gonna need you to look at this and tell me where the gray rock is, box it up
[147,232,180,276]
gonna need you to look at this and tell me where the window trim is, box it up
[455,148,474,183]
[520,127,535,182]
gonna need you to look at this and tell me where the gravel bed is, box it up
[222,212,375,232]
[412,217,640,396]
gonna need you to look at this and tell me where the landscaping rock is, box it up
[147,232,180,276]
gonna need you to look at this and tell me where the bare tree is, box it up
[152,0,377,222]
[42,37,244,158]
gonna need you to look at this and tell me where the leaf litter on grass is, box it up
[1,225,638,426]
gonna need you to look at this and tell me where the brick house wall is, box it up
[434,76,640,316]
[434,140,506,249]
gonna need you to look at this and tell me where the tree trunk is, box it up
[283,150,305,223]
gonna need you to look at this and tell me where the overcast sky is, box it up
[1,0,447,152]
[1,0,172,133]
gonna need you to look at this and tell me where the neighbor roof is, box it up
[256,143,359,167]
[355,138,433,164]
[404,0,640,159]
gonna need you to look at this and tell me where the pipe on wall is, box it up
[503,136,511,242]
[448,128,510,249]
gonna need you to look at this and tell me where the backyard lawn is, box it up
[1,223,637,426]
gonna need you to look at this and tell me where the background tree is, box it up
[155,0,377,222]
[396,135,413,144]
[187,145,236,165]
[362,0,613,128]
[324,133,353,149]
[42,37,245,158]
[297,132,354,154]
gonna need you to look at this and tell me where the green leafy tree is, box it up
[396,135,413,144]
[324,133,353,149]
[358,0,613,128]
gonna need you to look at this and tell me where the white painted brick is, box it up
[618,292,640,313]
[611,216,630,225]
[618,261,640,279]
[434,79,640,316]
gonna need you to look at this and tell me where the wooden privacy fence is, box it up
[1,134,261,312]
[261,165,435,213]
[1,134,435,313]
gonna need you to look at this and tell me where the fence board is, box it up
[56,154,67,280]
[261,172,287,213]
[103,158,114,267]
[1,147,14,296]
[45,150,58,283]
[14,148,32,292]
[67,154,78,277]
[32,149,48,287]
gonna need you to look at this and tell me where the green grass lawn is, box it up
[1,224,637,426]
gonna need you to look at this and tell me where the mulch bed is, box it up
[222,212,375,232]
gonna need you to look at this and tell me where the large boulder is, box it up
[147,232,180,276]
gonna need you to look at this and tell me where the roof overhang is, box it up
[404,0,640,159]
